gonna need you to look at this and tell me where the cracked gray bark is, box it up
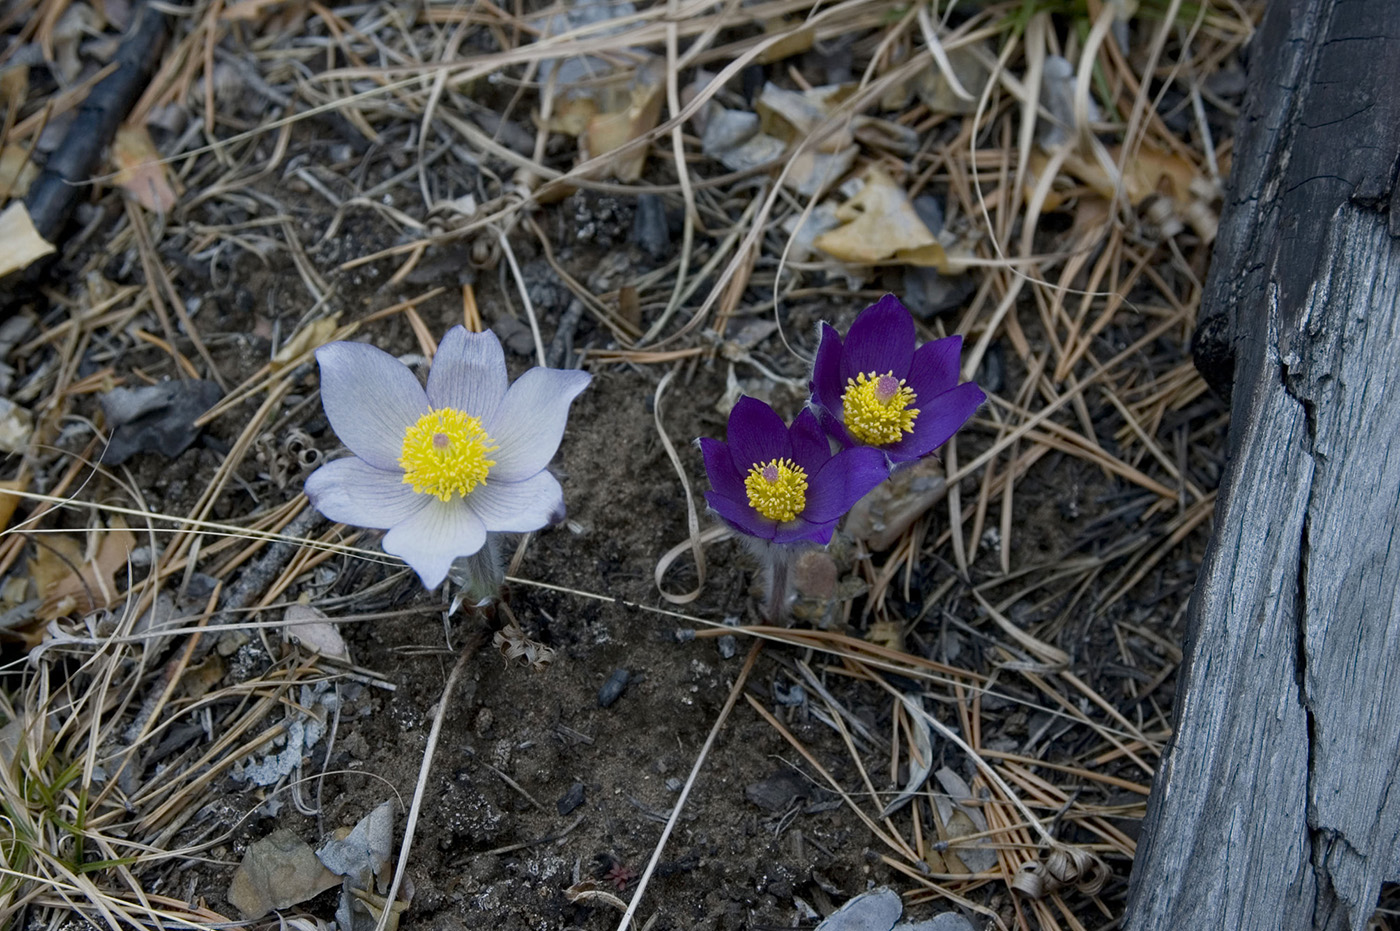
[1124,1,1400,929]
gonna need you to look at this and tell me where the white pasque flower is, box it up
[304,326,591,588]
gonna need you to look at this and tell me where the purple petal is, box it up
[700,437,746,502]
[774,518,835,545]
[382,497,487,588]
[426,327,508,422]
[705,490,775,540]
[788,408,832,473]
[465,471,565,533]
[809,323,845,414]
[886,381,986,462]
[317,341,430,471]
[726,397,792,469]
[839,294,916,384]
[305,457,428,529]
[904,334,964,401]
[484,367,592,482]
[802,446,890,522]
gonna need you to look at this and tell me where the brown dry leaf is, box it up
[0,477,27,532]
[271,315,340,371]
[756,82,855,152]
[814,167,951,269]
[31,522,137,620]
[227,828,340,920]
[0,145,38,200]
[1027,144,1197,208]
[112,123,180,213]
[755,16,814,64]
[583,63,665,182]
[0,202,56,276]
[221,0,289,20]
[180,655,226,700]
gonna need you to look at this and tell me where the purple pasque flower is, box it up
[810,294,984,464]
[304,326,590,589]
[700,397,888,545]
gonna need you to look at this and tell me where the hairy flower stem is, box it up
[447,533,506,611]
[761,543,799,625]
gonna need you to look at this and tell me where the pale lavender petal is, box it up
[809,323,845,413]
[425,327,508,422]
[904,334,963,401]
[705,490,775,540]
[788,408,831,474]
[465,471,565,533]
[700,438,746,502]
[886,381,986,461]
[773,517,835,545]
[305,457,427,529]
[839,294,915,384]
[802,446,890,522]
[484,367,592,482]
[382,497,487,589]
[317,341,429,471]
[726,397,792,470]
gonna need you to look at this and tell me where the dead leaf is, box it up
[1025,143,1215,241]
[814,167,951,269]
[284,603,349,661]
[31,523,136,620]
[915,45,992,115]
[0,202,55,276]
[845,458,947,550]
[583,61,665,182]
[112,123,180,213]
[0,398,33,453]
[756,82,855,152]
[0,145,37,200]
[755,16,814,64]
[227,828,340,920]
[180,654,226,700]
[0,476,27,533]
[272,315,340,371]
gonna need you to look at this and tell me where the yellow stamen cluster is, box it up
[399,408,498,501]
[841,371,919,446]
[744,458,808,523]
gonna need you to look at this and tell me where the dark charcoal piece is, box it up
[25,2,168,243]
[556,782,586,816]
[596,668,629,708]
[99,380,223,465]
[631,194,671,261]
[744,769,808,812]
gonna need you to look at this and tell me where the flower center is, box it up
[399,408,499,501]
[744,457,808,522]
[841,371,919,446]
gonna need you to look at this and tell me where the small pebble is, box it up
[716,635,738,659]
[597,668,630,708]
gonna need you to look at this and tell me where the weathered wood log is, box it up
[1124,2,1400,929]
